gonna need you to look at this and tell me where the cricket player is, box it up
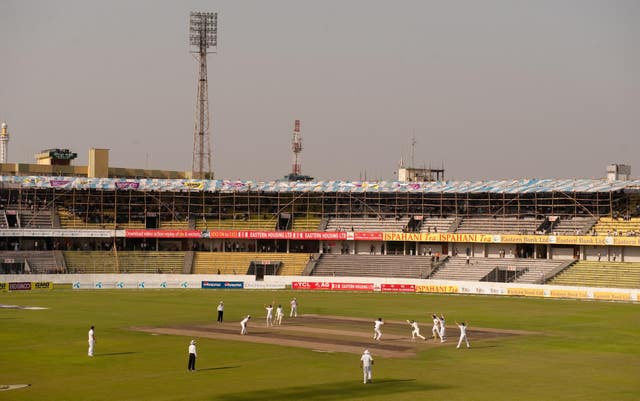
[88,326,96,356]
[275,304,284,325]
[406,320,426,340]
[240,315,251,335]
[360,349,374,384]
[187,340,197,371]
[217,301,224,324]
[456,321,470,349]
[290,297,298,318]
[373,318,384,341]
[265,304,274,327]
[439,314,447,342]
[431,314,441,341]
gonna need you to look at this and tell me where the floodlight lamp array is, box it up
[189,12,217,48]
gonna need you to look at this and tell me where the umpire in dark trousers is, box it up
[188,340,197,371]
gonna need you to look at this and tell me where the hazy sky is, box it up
[1,0,638,181]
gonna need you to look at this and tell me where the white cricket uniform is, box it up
[409,321,426,340]
[276,306,284,325]
[457,323,470,348]
[265,306,274,326]
[432,317,441,340]
[88,328,95,356]
[290,299,298,317]
[360,351,374,383]
[439,317,447,342]
[240,316,250,335]
[373,320,384,341]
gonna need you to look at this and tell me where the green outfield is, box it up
[0,289,639,401]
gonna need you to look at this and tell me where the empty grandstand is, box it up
[192,252,312,276]
[311,254,435,278]
[548,261,640,289]
[431,256,571,284]
[63,251,186,274]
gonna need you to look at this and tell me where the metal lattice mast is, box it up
[189,12,217,179]
[291,120,303,176]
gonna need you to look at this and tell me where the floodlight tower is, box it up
[291,120,303,177]
[189,11,218,179]
[0,121,9,164]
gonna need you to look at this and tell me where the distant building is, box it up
[0,147,200,179]
[282,173,314,182]
[606,164,631,182]
[397,167,444,182]
[35,148,78,165]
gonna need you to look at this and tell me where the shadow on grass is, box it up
[196,365,241,372]
[95,352,137,357]
[214,378,451,401]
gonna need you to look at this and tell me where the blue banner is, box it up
[201,281,244,289]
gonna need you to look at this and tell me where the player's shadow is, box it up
[95,352,137,357]
[372,378,416,384]
[196,365,240,371]
[465,345,496,349]
[214,378,450,401]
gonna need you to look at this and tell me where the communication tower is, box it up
[189,11,218,179]
[291,120,303,176]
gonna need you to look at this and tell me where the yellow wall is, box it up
[0,161,192,179]
[88,148,109,178]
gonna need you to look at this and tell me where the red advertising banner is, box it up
[380,283,416,293]
[291,281,374,292]
[330,282,375,291]
[208,230,350,240]
[353,232,383,241]
[291,281,332,290]
[125,230,203,238]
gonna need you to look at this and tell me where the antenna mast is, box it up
[189,11,218,179]
[291,120,303,176]
[410,134,416,168]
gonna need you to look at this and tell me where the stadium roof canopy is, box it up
[2,176,640,194]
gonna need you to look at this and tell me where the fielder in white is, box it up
[88,325,96,356]
[431,314,442,341]
[360,349,374,384]
[265,304,274,327]
[406,320,426,340]
[290,297,298,317]
[456,321,470,349]
[373,318,384,341]
[240,315,251,335]
[439,314,447,343]
[275,304,284,325]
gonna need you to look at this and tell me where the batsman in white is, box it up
[431,314,442,341]
[406,320,426,340]
[290,297,298,318]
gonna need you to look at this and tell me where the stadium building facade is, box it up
[1,172,640,289]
